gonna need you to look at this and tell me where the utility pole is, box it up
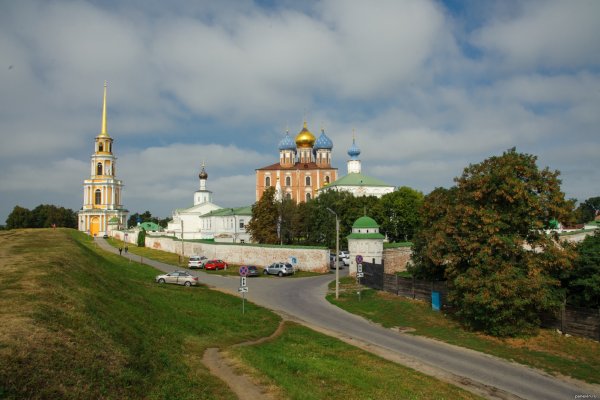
[326,207,340,299]
[180,220,184,265]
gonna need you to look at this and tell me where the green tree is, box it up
[137,228,146,247]
[247,187,279,244]
[562,232,600,308]
[5,206,33,229]
[575,196,600,224]
[31,204,77,228]
[380,187,424,242]
[411,148,575,336]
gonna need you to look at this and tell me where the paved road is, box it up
[97,239,598,400]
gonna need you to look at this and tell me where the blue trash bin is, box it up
[432,291,441,311]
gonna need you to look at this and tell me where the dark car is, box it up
[244,265,260,277]
[263,262,294,277]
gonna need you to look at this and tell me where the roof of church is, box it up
[326,172,392,187]
[353,216,380,229]
[201,205,252,217]
[314,129,333,150]
[278,132,296,151]
[257,162,337,171]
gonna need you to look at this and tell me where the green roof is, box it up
[327,173,392,188]
[353,216,380,229]
[347,232,385,239]
[139,222,162,231]
[108,217,119,224]
[201,205,253,217]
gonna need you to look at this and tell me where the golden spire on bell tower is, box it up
[99,81,109,137]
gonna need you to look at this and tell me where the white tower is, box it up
[194,162,213,205]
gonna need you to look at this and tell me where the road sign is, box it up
[356,255,363,263]
[357,263,363,273]
[239,266,248,276]
[238,287,248,293]
[357,272,364,278]
[240,276,247,287]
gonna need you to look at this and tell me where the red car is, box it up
[204,259,228,270]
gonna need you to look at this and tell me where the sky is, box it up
[1,0,599,223]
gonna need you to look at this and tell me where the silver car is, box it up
[155,271,199,286]
[263,262,294,277]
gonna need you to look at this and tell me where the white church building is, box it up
[166,164,252,242]
[320,136,395,198]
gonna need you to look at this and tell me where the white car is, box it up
[155,271,199,286]
[338,251,350,266]
[188,255,207,269]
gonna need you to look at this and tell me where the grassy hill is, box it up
[0,229,279,399]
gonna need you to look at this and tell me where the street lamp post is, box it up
[326,207,340,299]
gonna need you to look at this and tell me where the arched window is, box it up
[97,163,103,175]
[95,189,102,205]
[286,193,291,200]
[325,176,330,184]
[98,143,103,152]
[306,193,312,201]
[285,176,291,186]
[305,176,311,186]
[265,176,271,187]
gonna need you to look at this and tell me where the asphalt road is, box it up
[97,238,598,400]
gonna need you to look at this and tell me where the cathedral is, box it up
[320,136,395,198]
[256,122,338,203]
[78,83,129,236]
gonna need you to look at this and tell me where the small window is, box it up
[97,163,103,175]
[95,189,101,205]
[305,176,311,186]
[265,176,271,187]
[306,193,312,201]
[239,219,245,229]
[325,176,330,184]
[285,176,291,186]
[98,143,103,152]
[286,193,291,200]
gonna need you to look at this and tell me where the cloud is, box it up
[471,0,600,70]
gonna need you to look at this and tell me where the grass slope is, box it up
[328,277,600,384]
[0,229,279,399]
[232,322,481,400]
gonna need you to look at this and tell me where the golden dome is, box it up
[295,121,316,148]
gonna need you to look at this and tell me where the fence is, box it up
[378,272,599,341]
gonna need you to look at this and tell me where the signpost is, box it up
[239,267,248,314]
[356,255,363,301]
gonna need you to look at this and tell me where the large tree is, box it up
[5,204,76,229]
[380,186,424,242]
[562,231,600,308]
[5,206,33,229]
[246,187,279,244]
[411,148,575,336]
[575,196,600,224]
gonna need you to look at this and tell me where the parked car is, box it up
[188,255,207,269]
[330,254,344,269]
[338,251,350,266]
[204,259,228,270]
[243,265,260,277]
[263,262,294,277]
[155,271,198,286]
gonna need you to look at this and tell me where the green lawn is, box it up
[0,229,279,399]
[328,277,600,384]
[232,321,481,400]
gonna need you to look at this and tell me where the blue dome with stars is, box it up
[314,129,333,150]
[278,132,296,151]
[347,138,361,159]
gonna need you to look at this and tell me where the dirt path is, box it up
[201,320,287,400]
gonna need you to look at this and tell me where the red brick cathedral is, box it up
[256,122,338,203]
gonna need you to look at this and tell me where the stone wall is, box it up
[144,236,330,273]
[113,230,139,245]
[382,247,412,274]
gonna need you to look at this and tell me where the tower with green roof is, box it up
[347,215,385,276]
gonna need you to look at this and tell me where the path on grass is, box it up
[96,238,599,400]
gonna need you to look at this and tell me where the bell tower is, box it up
[78,82,129,236]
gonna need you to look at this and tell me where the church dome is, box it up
[314,129,333,150]
[278,132,296,151]
[353,216,379,229]
[295,122,316,148]
[199,165,208,180]
[347,138,361,159]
